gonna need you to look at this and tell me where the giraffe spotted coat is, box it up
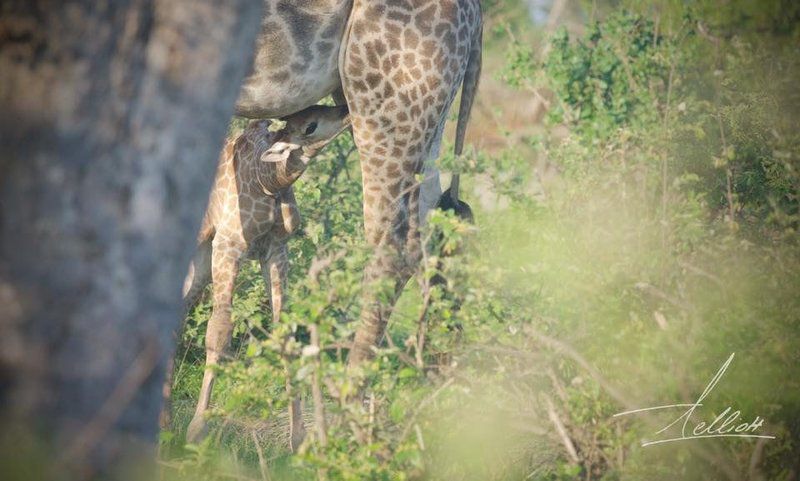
[180,0,483,442]
[182,105,350,442]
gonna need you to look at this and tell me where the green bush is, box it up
[160,3,800,481]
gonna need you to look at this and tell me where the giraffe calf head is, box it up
[262,105,350,166]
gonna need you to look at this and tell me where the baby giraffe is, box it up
[183,104,350,444]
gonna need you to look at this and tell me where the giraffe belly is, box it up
[235,70,340,119]
[234,0,350,119]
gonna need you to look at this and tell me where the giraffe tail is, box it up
[449,21,482,206]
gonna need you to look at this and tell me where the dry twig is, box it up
[251,430,271,481]
[545,395,580,464]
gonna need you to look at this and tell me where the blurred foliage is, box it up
[160,1,800,480]
[543,11,668,137]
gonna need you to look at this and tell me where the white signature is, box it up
[613,353,775,447]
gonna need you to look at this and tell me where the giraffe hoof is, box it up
[186,415,209,444]
[436,188,474,223]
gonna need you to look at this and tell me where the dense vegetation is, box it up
[160,1,800,480]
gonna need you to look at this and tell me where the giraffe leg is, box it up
[186,237,241,443]
[345,172,448,371]
[425,118,473,369]
[160,237,214,431]
[182,237,213,313]
[419,121,444,227]
[260,243,287,327]
[341,0,481,368]
[260,242,306,452]
[347,226,421,367]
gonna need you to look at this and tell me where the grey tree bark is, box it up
[0,1,262,478]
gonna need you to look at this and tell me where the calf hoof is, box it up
[435,188,474,223]
[186,415,209,444]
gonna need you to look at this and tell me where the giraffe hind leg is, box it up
[160,237,214,431]
[434,190,474,224]
[428,186,473,373]
[419,121,444,227]
[187,238,240,443]
[182,236,213,313]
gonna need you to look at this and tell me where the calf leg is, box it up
[182,237,214,313]
[261,243,287,326]
[186,238,241,443]
[160,238,214,430]
[260,243,306,451]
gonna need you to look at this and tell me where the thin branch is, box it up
[399,377,455,442]
[634,282,691,311]
[545,395,580,464]
[384,333,419,369]
[748,437,768,481]
[309,324,328,447]
[415,287,432,368]
[251,431,271,481]
[678,260,725,289]
[414,424,426,451]
[523,325,634,411]
[547,367,570,405]
[717,114,737,230]
[695,444,743,481]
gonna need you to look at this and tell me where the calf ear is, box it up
[261,142,293,163]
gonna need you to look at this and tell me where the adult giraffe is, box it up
[184,0,481,442]
[233,0,482,363]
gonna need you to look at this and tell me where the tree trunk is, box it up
[0,1,262,478]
